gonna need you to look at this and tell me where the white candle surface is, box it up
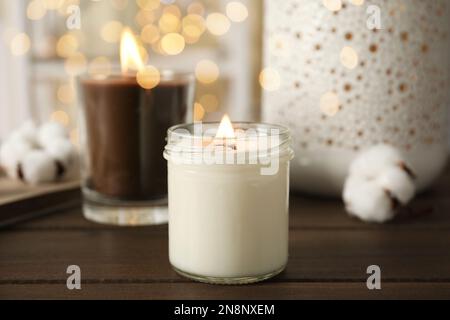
[168,161,289,278]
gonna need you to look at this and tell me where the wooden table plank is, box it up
[1,227,449,282]
[8,196,450,230]
[3,164,449,231]
[1,282,449,300]
[8,186,450,231]
[0,176,79,206]
[8,164,448,230]
[1,165,449,299]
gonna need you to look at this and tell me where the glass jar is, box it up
[164,122,294,284]
[77,70,195,225]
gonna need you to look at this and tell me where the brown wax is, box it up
[81,75,190,201]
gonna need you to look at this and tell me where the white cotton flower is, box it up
[11,120,38,147]
[0,139,35,179]
[349,144,404,179]
[38,121,68,148]
[343,144,416,223]
[377,166,415,204]
[0,121,38,179]
[44,137,75,166]
[1,121,79,184]
[0,142,19,177]
[42,135,80,180]
[20,150,57,185]
[343,176,395,223]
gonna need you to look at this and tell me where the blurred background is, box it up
[1,0,449,196]
[0,0,263,142]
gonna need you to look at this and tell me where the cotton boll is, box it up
[20,150,57,184]
[11,120,38,147]
[43,137,80,180]
[44,137,75,166]
[0,142,19,177]
[45,138,80,179]
[343,144,417,223]
[377,166,415,204]
[343,177,395,223]
[38,122,68,148]
[349,144,404,179]
[343,175,364,205]
[1,141,17,168]
[0,140,34,179]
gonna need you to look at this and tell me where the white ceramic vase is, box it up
[262,0,449,196]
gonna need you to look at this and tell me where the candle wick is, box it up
[213,139,237,151]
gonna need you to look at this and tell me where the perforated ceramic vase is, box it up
[262,0,449,196]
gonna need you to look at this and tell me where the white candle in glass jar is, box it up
[164,116,293,284]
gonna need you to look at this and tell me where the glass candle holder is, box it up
[164,122,294,284]
[78,70,195,226]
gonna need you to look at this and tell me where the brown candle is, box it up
[80,73,193,201]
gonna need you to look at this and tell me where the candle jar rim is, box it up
[167,121,291,139]
[164,122,293,164]
[77,68,194,82]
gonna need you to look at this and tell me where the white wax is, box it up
[167,160,290,278]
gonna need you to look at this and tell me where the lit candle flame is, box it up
[215,114,235,139]
[120,27,144,74]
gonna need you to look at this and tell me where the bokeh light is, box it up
[161,33,185,55]
[350,0,365,5]
[187,2,205,16]
[101,20,124,43]
[135,10,156,27]
[226,1,249,23]
[182,14,205,37]
[206,13,231,36]
[194,102,205,121]
[259,68,281,91]
[340,46,359,69]
[27,0,47,20]
[322,0,342,11]
[136,0,160,11]
[195,60,220,84]
[163,4,181,18]
[56,34,78,58]
[70,128,79,147]
[57,84,75,104]
[158,13,181,33]
[10,33,31,56]
[320,92,340,116]
[137,65,161,89]
[51,110,70,126]
[141,24,160,44]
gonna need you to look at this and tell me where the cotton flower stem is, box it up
[383,189,401,210]
[17,163,24,181]
[399,161,416,180]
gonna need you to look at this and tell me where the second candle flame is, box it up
[120,27,144,74]
[215,114,235,139]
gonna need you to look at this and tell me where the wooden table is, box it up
[1,168,450,300]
